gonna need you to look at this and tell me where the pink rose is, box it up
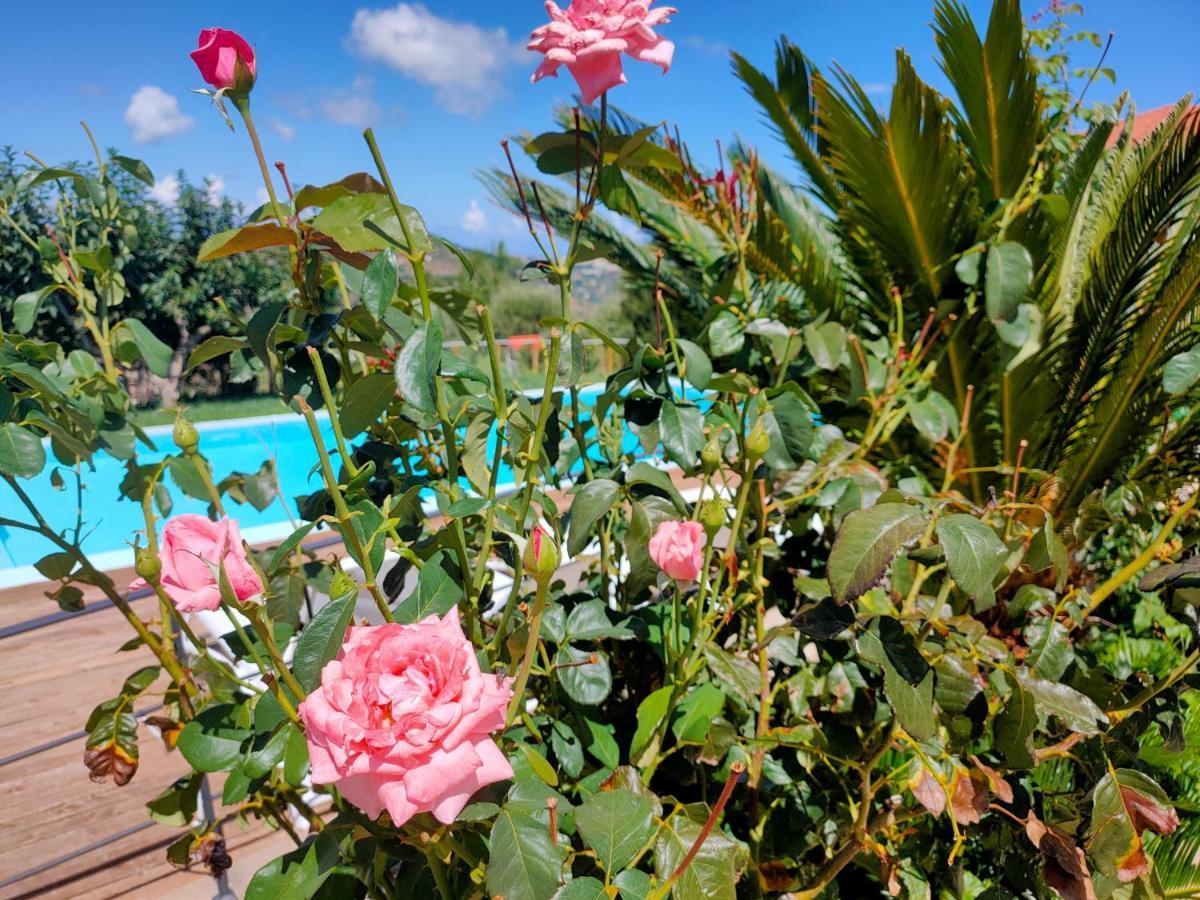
[131,514,263,613]
[528,0,677,104]
[649,519,705,582]
[190,28,257,92]
[298,609,514,827]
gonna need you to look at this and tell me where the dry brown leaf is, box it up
[950,768,988,825]
[971,755,1013,804]
[909,767,945,817]
[1025,815,1097,900]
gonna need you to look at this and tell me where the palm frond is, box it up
[815,52,977,306]
[1148,816,1200,898]
[934,0,1044,202]
[731,38,840,205]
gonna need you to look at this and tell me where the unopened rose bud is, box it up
[329,569,358,600]
[190,28,257,94]
[523,525,559,585]
[701,435,722,473]
[173,415,200,455]
[745,420,770,461]
[700,499,726,537]
[134,545,161,581]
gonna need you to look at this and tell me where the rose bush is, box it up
[3,2,1200,898]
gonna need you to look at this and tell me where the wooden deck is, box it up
[0,469,708,897]
[0,558,296,899]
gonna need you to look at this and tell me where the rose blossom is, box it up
[528,0,677,105]
[190,28,257,92]
[649,519,706,582]
[298,609,514,827]
[130,514,263,613]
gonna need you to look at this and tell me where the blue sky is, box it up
[2,1,1196,252]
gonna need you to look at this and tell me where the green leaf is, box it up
[556,646,612,706]
[292,584,358,692]
[630,686,672,761]
[761,391,813,471]
[550,720,584,779]
[654,816,746,900]
[1025,619,1073,680]
[672,683,725,744]
[518,744,560,787]
[360,250,400,318]
[1018,672,1107,735]
[615,869,652,900]
[312,193,432,254]
[198,223,297,261]
[395,550,463,624]
[553,877,608,899]
[395,321,442,422]
[985,241,1033,322]
[626,461,687,513]
[803,321,848,371]
[584,719,620,769]
[882,656,936,742]
[187,335,249,371]
[660,402,705,468]
[1163,345,1200,395]
[145,774,200,826]
[910,391,958,442]
[339,372,395,438]
[292,172,383,211]
[707,311,745,357]
[828,503,928,603]
[1088,769,1179,884]
[0,423,46,479]
[995,672,1036,768]
[12,287,53,334]
[245,831,342,900]
[176,704,251,772]
[110,154,155,186]
[113,319,173,378]
[675,338,712,389]
[568,478,621,557]
[576,788,655,873]
[565,600,636,641]
[486,809,565,900]
[936,514,1009,610]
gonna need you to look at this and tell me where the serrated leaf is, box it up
[936,513,1009,610]
[828,503,928,603]
[486,809,565,900]
[576,788,655,873]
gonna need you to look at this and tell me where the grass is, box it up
[133,395,290,428]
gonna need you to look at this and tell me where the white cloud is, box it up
[270,117,296,141]
[461,199,487,233]
[205,174,226,205]
[681,35,731,57]
[863,82,891,96]
[318,94,382,128]
[149,175,180,205]
[124,86,194,142]
[347,4,523,115]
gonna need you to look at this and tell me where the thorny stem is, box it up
[505,578,551,729]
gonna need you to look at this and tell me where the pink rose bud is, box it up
[297,609,514,827]
[190,28,257,92]
[522,525,560,585]
[528,0,677,104]
[129,514,263,613]
[649,519,706,582]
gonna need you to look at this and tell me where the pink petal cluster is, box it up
[649,519,706,582]
[130,514,263,613]
[528,0,677,105]
[298,609,514,827]
[190,28,256,91]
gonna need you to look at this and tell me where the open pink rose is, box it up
[649,519,705,582]
[528,0,677,104]
[190,28,256,92]
[131,514,263,613]
[298,609,513,827]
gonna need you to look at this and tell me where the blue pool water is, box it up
[0,382,666,579]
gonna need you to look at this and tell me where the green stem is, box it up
[295,396,395,623]
[306,346,359,479]
[232,96,287,228]
[505,578,550,729]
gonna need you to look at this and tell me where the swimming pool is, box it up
[0,382,664,587]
